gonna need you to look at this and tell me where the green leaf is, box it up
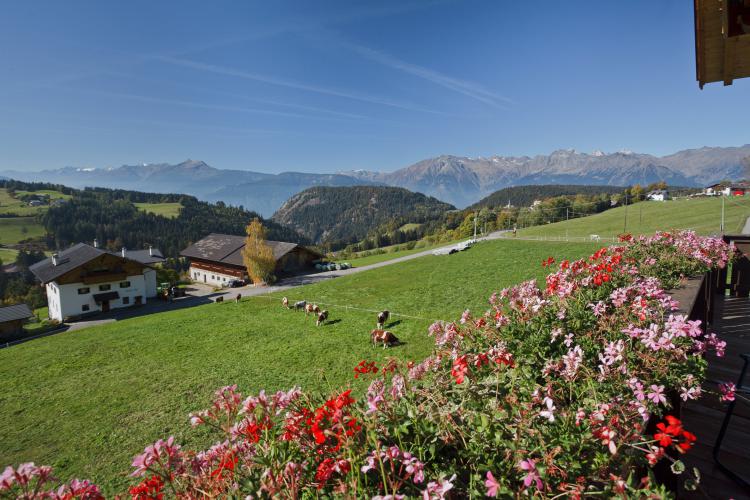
[670,460,685,475]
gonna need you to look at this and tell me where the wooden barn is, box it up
[0,303,33,340]
[695,0,750,87]
[181,233,323,286]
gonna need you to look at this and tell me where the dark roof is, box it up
[29,243,155,284]
[29,243,105,284]
[1,263,20,274]
[109,248,165,265]
[93,291,119,303]
[0,303,33,323]
[180,233,321,266]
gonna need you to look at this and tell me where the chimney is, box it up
[121,247,126,258]
[51,253,59,266]
[93,238,98,248]
[148,245,153,256]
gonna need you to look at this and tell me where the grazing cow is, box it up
[215,296,224,303]
[305,303,314,316]
[371,329,399,348]
[235,293,242,303]
[316,310,328,326]
[282,297,289,309]
[294,300,306,311]
[377,310,390,329]
[312,304,321,314]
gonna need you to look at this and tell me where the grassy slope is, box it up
[519,197,750,239]
[14,190,72,200]
[0,248,18,264]
[133,202,183,218]
[0,239,595,493]
[338,238,467,267]
[0,217,46,245]
[0,189,45,216]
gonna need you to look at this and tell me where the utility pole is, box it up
[473,210,478,241]
[721,195,725,233]
[623,194,628,234]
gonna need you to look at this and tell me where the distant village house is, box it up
[703,182,750,197]
[29,243,165,322]
[181,233,323,287]
[646,189,670,201]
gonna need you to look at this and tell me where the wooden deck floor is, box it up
[680,295,750,499]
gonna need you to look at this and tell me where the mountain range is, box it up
[3,145,748,213]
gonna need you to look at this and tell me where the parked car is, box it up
[227,279,245,288]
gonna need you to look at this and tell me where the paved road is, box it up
[743,216,750,235]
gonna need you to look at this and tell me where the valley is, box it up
[3,144,749,214]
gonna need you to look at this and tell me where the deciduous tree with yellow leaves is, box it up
[242,218,276,285]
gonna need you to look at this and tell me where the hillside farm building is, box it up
[181,233,323,287]
[29,244,164,322]
[0,303,33,339]
[646,189,670,201]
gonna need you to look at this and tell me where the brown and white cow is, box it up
[282,297,289,309]
[316,310,328,326]
[305,303,315,316]
[371,329,399,348]
[294,300,306,311]
[312,304,321,314]
[377,310,390,329]
[215,296,224,303]
[235,293,242,303]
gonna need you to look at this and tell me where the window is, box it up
[99,284,111,291]
[82,304,90,312]
[120,281,131,288]
[122,296,130,305]
[77,287,90,295]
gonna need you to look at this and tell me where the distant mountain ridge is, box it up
[340,145,750,207]
[271,186,454,245]
[0,160,378,216]
[3,145,748,212]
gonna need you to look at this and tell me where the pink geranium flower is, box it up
[518,459,542,490]
[647,384,666,405]
[485,471,499,497]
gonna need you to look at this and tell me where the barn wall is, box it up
[189,259,247,286]
[0,319,23,338]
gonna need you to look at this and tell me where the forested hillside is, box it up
[41,187,304,257]
[470,184,625,209]
[271,186,454,248]
[0,180,304,259]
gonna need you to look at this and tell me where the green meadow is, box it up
[518,197,750,240]
[133,202,183,218]
[0,239,595,493]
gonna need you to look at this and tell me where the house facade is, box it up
[30,243,163,321]
[181,233,323,287]
[646,189,670,201]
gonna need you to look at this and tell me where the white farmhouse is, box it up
[30,243,164,322]
[646,189,670,201]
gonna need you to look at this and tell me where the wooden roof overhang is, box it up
[695,0,750,87]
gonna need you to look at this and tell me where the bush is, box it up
[0,231,735,499]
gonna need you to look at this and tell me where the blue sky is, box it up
[1,0,747,173]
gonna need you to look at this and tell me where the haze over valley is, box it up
[3,144,748,214]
